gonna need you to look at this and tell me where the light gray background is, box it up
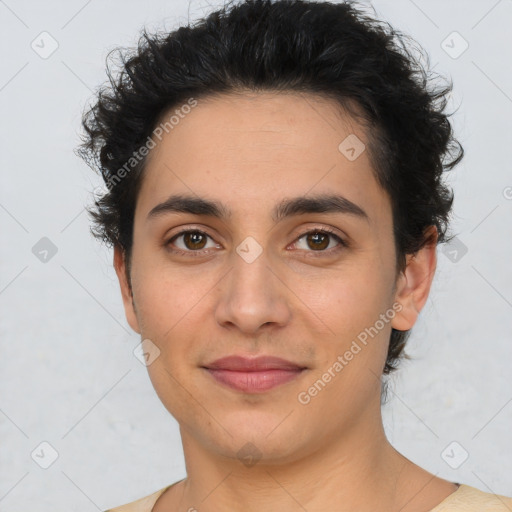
[0,0,511,510]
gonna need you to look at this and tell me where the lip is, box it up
[202,355,308,393]
[203,355,306,371]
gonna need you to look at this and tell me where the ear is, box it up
[113,245,141,334]
[391,226,438,331]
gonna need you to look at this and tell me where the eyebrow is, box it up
[146,193,369,224]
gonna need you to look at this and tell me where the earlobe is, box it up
[391,226,438,332]
[113,245,141,334]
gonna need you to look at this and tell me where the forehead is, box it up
[136,91,389,224]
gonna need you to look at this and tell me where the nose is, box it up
[214,244,291,335]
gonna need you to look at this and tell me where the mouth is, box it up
[201,355,308,393]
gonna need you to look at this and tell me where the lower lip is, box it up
[204,368,305,392]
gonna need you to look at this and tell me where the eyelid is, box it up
[165,225,348,256]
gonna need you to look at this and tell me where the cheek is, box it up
[131,263,218,384]
[307,264,394,392]
[132,263,203,336]
[316,262,391,335]
[303,275,391,418]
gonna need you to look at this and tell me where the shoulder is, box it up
[431,484,512,511]
[102,483,175,512]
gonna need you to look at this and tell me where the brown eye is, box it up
[182,231,208,250]
[167,230,217,254]
[293,229,345,253]
[305,232,330,250]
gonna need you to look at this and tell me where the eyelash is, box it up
[165,227,348,258]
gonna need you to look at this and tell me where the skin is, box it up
[113,91,458,511]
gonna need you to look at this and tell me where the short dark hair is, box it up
[76,0,463,378]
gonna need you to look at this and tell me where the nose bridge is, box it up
[232,237,271,292]
[215,235,290,333]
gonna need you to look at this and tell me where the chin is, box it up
[203,416,311,463]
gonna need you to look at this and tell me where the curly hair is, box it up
[76,0,463,378]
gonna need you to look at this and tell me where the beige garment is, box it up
[103,482,512,512]
[429,484,512,511]
[103,480,178,512]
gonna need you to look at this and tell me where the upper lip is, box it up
[203,355,306,371]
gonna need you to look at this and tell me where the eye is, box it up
[166,229,219,256]
[291,228,347,255]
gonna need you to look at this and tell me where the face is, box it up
[114,91,435,463]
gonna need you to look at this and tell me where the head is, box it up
[77,0,462,463]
